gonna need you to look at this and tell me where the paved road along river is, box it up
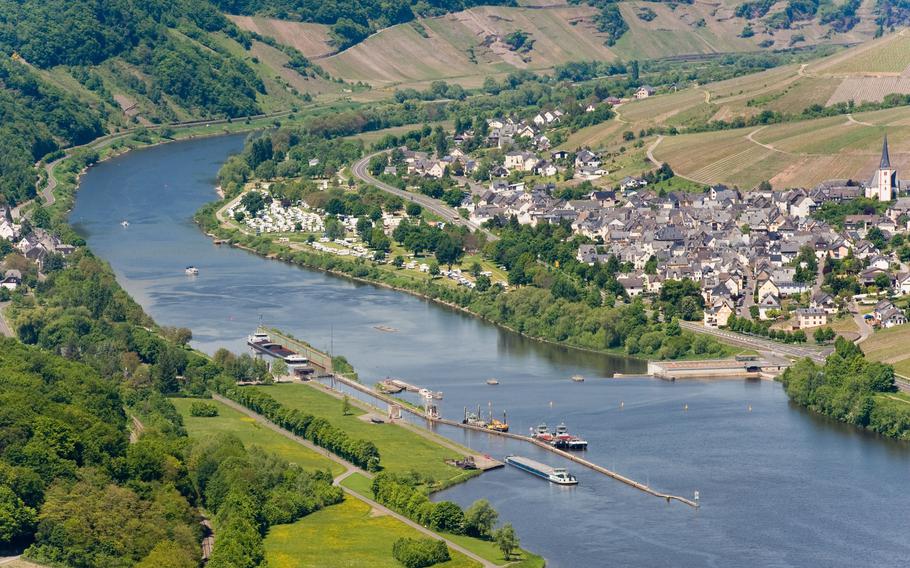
[70,135,910,568]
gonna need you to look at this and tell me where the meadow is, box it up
[264,498,481,568]
[170,397,345,475]
[252,383,472,483]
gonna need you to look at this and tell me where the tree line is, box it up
[782,338,910,439]
[211,378,382,470]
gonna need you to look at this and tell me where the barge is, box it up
[247,332,311,370]
[505,455,578,485]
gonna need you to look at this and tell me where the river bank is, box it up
[66,134,910,568]
[195,195,743,365]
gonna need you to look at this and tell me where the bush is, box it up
[392,537,450,568]
[190,401,219,417]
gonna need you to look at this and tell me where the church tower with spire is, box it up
[867,135,898,201]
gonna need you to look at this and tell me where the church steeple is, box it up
[880,134,892,169]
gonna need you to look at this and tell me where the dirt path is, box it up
[646,135,703,184]
[846,113,874,127]
[210,393,496,568]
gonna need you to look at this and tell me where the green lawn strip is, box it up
[340,473,541,567]
[340,471,374,495]
[170,397,344,476]
[444,534,545,568]
[254,384,467,482]
[264,498,480,568]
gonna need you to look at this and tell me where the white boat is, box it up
[486,378,500,385]
[185,266,199,275]
[571,374,585,382]
[505,455,578,485]
[120,220,129,227]
[418,388,443,400]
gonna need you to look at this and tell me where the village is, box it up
[373,121,910,339]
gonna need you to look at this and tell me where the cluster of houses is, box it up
[0,205,75,290]
[465,137,910,333]
[394,104,619,183]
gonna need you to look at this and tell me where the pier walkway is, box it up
[328,373,699,508]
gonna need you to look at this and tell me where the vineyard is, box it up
[827,76,910,105]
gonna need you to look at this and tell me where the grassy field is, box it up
[227,16,336,59]
[861,324,910,366]
[170,397,344,475]
[265,498,481,568]
[253,383,470,483]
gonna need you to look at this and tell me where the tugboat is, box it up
[531,423,554,443]
[486,403,509,432]
[463,407,488,428]
[505,455,578,485]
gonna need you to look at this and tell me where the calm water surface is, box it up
[71,136,910,567]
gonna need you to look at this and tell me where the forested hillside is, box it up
[0,0,327,207]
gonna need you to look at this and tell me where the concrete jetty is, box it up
[327,373,699,508]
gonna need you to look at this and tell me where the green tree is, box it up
[406,202,422,217]
[429,501,465,534]
[342,395,352,416]
[0,485,36,544]
[464,499,498,538]
[271,358,288,379]
[429,261,440,277]
[493,523,519,560]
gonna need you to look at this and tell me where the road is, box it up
[351,152,498,242]
[680,321,831,363]
[212,394,496,567]
[852,305,873,344]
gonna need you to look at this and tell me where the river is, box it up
[70,135,910,568]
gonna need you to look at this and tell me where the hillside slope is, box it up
[558,30,910,189]
[0,0,332,207]
[232,2,881,87]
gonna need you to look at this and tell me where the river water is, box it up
[71,136,910,568]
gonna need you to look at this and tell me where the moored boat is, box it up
[531,423,554,442]
[505,455,577,485]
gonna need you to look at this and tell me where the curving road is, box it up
[352,153,498,241]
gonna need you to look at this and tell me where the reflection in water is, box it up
[71,135,910,568]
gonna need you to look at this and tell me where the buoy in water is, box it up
[620,401,624,408]
[684,404,688,411]
[549,401,554,408]
[748,405,752,412]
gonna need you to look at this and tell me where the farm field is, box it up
[651,104,910,188]
[170,397,344,475]
[264,498,481,568]
[252,383,470,483]
[227,16,336,59]
[812,30,910,75]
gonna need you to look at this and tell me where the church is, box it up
[865,135,902,201]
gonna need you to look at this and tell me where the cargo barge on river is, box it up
[505,455,578,485]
